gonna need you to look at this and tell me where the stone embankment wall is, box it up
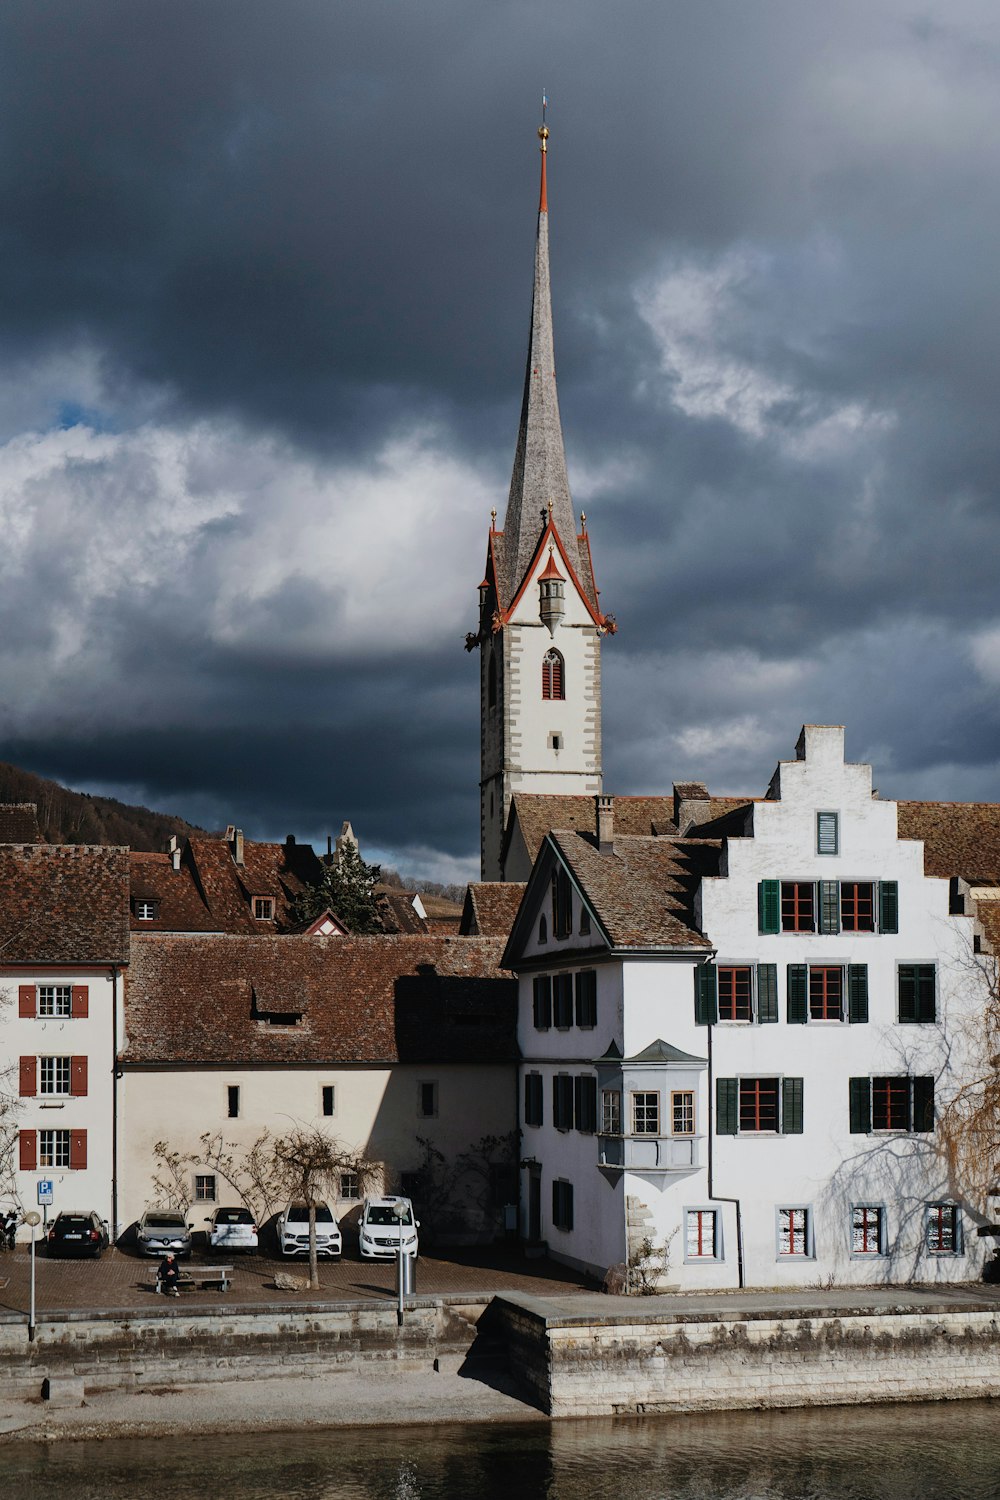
[0,1299,486,1399]
[494,1299,1000,1417]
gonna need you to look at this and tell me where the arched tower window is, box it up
[542,648,565,701]
[487,651,497,710]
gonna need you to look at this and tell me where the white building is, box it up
[503,726,995,1289]
[0,817,129,1239]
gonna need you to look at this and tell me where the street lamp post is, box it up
[24,1209,41,1342]
[393,1200,409,1327]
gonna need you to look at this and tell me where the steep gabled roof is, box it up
[550,832,717,951]
[460,882,527,937]
[123,934,516,1067]
[130,836,326,933]
[506,793,749,869]
[0,844,129,965]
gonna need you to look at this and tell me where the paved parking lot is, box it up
[0,1240,591,1318]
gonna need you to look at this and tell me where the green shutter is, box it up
[819,880,841,934]
[758,879,780,934]
[912,1076,935,1133]
[694,964,718,1025]
[756,964,778,1024]
[716,1077,738,1135]
[848,964,869,1024]
[849,1077,871,1134]
[917,966,937,1023]
[787,964,808,1024]
[878,881,898,934]
[782,1077,804,1134]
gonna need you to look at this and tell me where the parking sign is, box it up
[37,1180,53,1206]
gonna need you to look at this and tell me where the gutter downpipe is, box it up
[705,1017,745,1290]
[111,964,120,1245]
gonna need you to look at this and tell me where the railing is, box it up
[597,1133,701,1171]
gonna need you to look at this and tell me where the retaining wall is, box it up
[0,1299,486,1400]
[494,1297,1000,1417]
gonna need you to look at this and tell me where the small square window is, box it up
[195,1174,217,1202]
[685,1208,720,1260]
[322,1085,335,1117]
[227,1085,241,1119]
[339,1170,360,1201]
[253,897,275,920]
[38,985,72,1018]
[777,1205,812,1258]
[133,898,159,920]
[632,1091,659,1135]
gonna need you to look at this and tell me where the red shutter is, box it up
[71,985,89,1018]
[69,1131,87,1170]
[70,1056,88,1097]
[18,985,34,1017]
[19,1130,36,1172]
[19,1057,36,1097]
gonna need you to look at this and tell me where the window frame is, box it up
[776,1204,814,1259]
[739,1076,780,1134]
[39,1056,71,1096]
[898,964,937,1024]
[850,1203,887,1259]
[780,881,815,932]
[194,1173,217,1203]
[39,1128,71,1170]
[37,985,72,1019]
[542,648,565,701]
[417,1080,438,1119]
[600,1088,621,1135]
[321,1084,336,1117]
[816,811,839,855]
[252,896,275,920]
[133,898,160,921]
[925,1202,963,1256]
[718,965,753,1022]
[227,1084,241,1119]
[684,1207,723,1263]
[631,1090,660,1136]
[671,1090,695,1136]
[840,881,875,933]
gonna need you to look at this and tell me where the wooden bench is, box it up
[152,1263,234,1294]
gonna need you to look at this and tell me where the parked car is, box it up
[277,1201,342,1259]
[359,1196,419,1260]
[136,1207,194,1258]
[205,1206,258,1252]
[46,1210,110,1259]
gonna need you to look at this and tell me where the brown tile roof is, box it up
[551,832,717,950]
[0,845,129,965]
[123,935,516,1067]
[896,801,1000,882]
[460,883,526,937]
[510,793,750,865]
[973,899,1000,956]
[0,804,40,843]
[375,889,428,935]
[130,836,326,933]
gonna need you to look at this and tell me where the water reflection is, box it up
[5,1400,1000,1498]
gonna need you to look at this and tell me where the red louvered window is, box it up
[542,649,564,700]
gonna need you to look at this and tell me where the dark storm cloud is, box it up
[2,1,1000,870]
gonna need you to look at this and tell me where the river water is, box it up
[6,1400,1000,1498]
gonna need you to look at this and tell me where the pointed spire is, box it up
[499,112,587,606]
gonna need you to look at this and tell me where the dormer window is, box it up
[253,897,275,920]
[133,899,159,921]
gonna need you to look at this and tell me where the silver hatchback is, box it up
[136,1208,194,1258]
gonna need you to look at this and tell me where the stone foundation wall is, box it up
[0,1300,485,1399]
[494,1300,1000,1417]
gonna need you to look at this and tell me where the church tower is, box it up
[469,120,615,881]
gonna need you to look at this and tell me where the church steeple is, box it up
[472,114,613,882]
[498,121,590,609]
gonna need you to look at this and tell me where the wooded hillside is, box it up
[0,762,205,851]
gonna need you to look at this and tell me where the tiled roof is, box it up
[375,889,427,935]
[510,793,748,865]
[551,832,717,950]
[460,883,526,937]
[129,837,326,933]
[123,934,516,1067]
[0,845,129,965]
[897,801,1000,882]
[0,803,40,843]
[972,899,1000,956]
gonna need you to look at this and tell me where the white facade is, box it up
[4,965,122,1238]
[513,726,991,1289]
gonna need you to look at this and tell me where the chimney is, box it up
[285,834,296,847]
[596,795,614,853]
[168,833,181,872]
[672,782,711,834]
[230,827,245,867]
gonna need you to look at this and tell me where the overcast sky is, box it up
[2,1,1000,881]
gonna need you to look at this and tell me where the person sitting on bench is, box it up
[157,1252,181,1297]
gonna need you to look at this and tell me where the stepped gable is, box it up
[897,800,1000,882]
[460,882,527,937]
[0,844,129,964]
[0,803,40,842]
[549,830,718,950]
[123,934,516,1067]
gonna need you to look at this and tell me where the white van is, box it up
[359,1196,419,1259]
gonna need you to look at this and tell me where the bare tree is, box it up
[936,941,1000,1211]
[0,988,22,1215]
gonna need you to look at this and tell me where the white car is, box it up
[359,1196,419,1260]
[278,1201,342,1259]
[205,1206,258,1252]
